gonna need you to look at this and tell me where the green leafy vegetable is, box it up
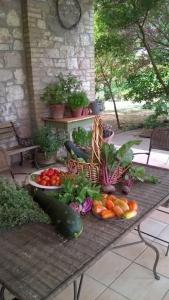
[128,166,158,183]
[53,173,101,205]
[0,177,50,229]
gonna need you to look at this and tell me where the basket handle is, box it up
[91,116,103,164]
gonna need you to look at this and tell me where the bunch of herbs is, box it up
[0,177,50,229]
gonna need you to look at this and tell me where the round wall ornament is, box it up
[56,0,81,30]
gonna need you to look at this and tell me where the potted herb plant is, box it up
[68,91,89,117]
[42,73,81,119]
[33,124,65,167]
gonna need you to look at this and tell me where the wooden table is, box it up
[43,116,95,140]
[0,164,169,300]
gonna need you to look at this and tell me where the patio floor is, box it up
[1,129,169,300]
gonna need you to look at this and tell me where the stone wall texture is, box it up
[0,0,31,137]
[0,0,95,139]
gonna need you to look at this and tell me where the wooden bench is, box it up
[0,122,38,166]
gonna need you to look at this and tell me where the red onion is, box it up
[81,197,93,215]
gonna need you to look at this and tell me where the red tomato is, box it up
[41,170,48,176]
[47,168,55,176]
[42,175,50,182]
[50,179,57,186]
[40,179,47,186]
[36,175,41,183]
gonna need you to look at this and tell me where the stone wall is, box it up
[0,0,31,137]
[23,0,95,126]
[0,0,95,137]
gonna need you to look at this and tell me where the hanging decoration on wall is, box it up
[56,0,81,30]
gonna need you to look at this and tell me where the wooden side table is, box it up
[43,115,95,140]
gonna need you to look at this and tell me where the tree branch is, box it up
[137,21,169,96]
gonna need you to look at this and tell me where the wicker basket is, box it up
[67,116,126,184]
[67,116,103,183]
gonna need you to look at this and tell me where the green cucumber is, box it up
[34,190,83,239]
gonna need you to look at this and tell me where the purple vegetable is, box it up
[81,197,93,215]
[122,175,134,194]
[69,202,82,214]
[102,185,116,193]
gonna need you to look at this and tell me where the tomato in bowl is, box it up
[29,168,62,189]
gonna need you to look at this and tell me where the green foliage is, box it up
[33,124,65,158]
[0,177,50,229]
[41,73,81,105]
[101,140,141,171]
[144,115,162,129]
[68,91,89,109]
[124,68,169,103]
[143,99,169,128]
[56,173,101,205]
[128,166,158,183]
[72,127,92,148]
[95,0,169,116]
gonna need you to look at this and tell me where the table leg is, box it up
[0,285,18,300]
[137,224,160,280]
[0,286,5,300]
[73,274,84,300]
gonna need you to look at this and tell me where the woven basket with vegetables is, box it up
[67,116,103,183]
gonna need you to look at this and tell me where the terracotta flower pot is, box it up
[71,107,83,118]
[50,104,65,119]
[82,107,90,116]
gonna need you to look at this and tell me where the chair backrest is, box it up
[0,122,19,145]
[150,128,169,151]
[0,147,10,173]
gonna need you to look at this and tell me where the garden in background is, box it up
[94,0,169,132]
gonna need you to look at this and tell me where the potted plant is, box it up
[33,124,65,167]
[42,73,81,119]
[68,91,89,117]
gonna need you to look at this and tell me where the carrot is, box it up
[101,209,115,219]
[105,199,115,210]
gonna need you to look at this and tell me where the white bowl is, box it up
[29,167,66,190]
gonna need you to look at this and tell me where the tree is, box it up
[95,0,169,120]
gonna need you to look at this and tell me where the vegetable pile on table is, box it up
[92,194,138,220]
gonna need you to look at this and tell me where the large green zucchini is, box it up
[34,190,83,238]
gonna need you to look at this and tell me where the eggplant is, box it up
[64,141,89,162]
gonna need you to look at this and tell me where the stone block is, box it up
[14,69,25,84]
[12,28,22,39]
[0,44,10,50]
[80,34,91,46]
[4,52,22,67]
[79,58,90,69]
[0,83,5,96]
[7,10,20,27]
[0,57,4,68]
[13,40,23,50]
[67,58,78,70]
[0,28,11,43]
[53,59,66,68]
[37,19,46,29]
[46,49,60,58]
[0,97,5,104]
[6,85,24,101]
[0,70,13,81]
[40,58,54,67]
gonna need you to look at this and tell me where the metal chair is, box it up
[136,128,169,255]
[147,127,169,164]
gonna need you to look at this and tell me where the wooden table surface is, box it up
[0,164,169,300]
